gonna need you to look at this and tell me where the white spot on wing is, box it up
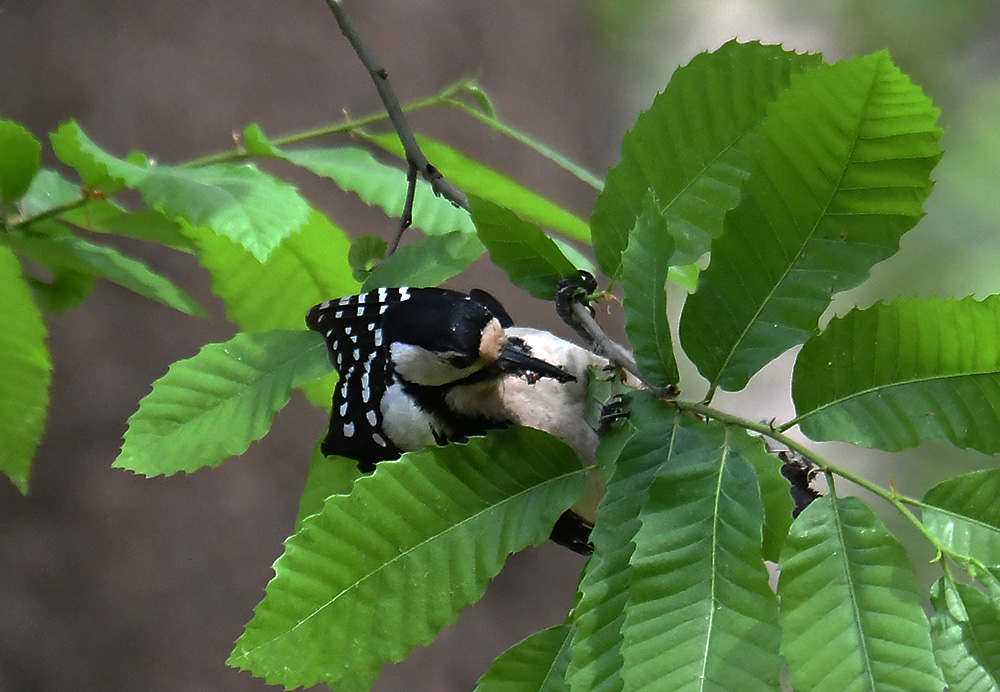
[366,410,378,426]
[343,422,355,438]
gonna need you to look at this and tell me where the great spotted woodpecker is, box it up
[306,285,617,554]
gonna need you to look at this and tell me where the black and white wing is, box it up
[306,287,415,469]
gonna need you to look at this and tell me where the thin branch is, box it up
[389,161,418,255]
[324,0,470,216]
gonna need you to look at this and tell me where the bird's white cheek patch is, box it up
[380,383,439,452]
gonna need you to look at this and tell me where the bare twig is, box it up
[389,161,418,254]
[324,0,470,219]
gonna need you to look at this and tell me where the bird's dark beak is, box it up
[497,339,576,383]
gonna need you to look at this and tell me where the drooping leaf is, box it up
[923,470,1000,568]
[51,120,310,261]
[367,132,590,243]
[778,495,944,692]
[192,208,358,332]
[0,119,42,204]
[115,330,332,476]
[25,267,95,313]
[930,578,1000,692]
[474,625,573,692]
[680,51,942,393]
[471,197,578,300]
[348,235,388,283]
[3,223,205,316]
[228,427,586,691]
[0,246,52,493]
[727,428,795,562]
[621,422,780,692]
[568,394,683,692]
[362,229,484,290]
[590,41,823,278]
[791,296,1000,454]
[60,200,194,251]
[621,196,678,389]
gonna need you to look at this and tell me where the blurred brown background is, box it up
[3,2,1000,690]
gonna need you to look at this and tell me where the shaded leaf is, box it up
[791,296,1000,454]
[621,196,678,389]
[474,625,572,692]
[621,422,780,692]
[115,330,332,476]
[681,51,942,393]
[348,235,388,283]
[728,429,795,562]
[228,427,586,691]
[0,246,52,493]
[0,119,42,203]
[25,267,95,313]
[363,229,484,290]
[590,41,822,278]
[568,394,683,692]
[17,169,83,219]
[295,443,361,530]
[471,197,578,300]
[368,132,590,243]
[930,578,1000,692]
[923,470,1000,568]
[779,495,943,691]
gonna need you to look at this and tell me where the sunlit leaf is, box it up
[681,51,942,393]
[779,496,943,691]
[0,246,52,493]
[792,296,1000,453]
[363,230,484,290]
[229,427,586,691]
[590,41,822,278]
[115,330,332,476]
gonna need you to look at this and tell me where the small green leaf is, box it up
[474,625,572,692]
[590,41,823,278]
[26,267,95,313]
[348,235,388,283]
[779,496,944,692]
[50,120,145,192]
[681,51,942,393]
[4,223,205,316]
[281,146,474,235]
[930,578,1000,692]
[228,427,586,691]
[242,123,282,157]
[363,230,484,290]
[17,169,83,219]
[621,196,678,389]
[0,119,42,204]
[792,296,1000,454]
[368,132,591,243]
[115,330,332,476]
[923,470,1000,568]
[0,246,52,493]
[471,197,578,300]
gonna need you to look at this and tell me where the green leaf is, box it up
[60,201,194,250]
[680,51,942,393]
[368,132,591,243]
[791,296,1000,453]
[362,229,485,290]
[474,625,572,692]
[51,120,310,261]
[728,428,795,562]
[3,223,205,316]
[228,427,586,691]
[0,119,42,204]
[295,444,360,530]
[17,169,83,219]
[0,246,52,493]
[25,267,95,313]
[923,470,1000,568]
[930,578,1000,692]
[621,196,678,389]
[114,330,332,476]
[192,208,358,332]
[348,235,388,283]
[281,146,475,235]
[621,422,780,692]
[778,495,944,692]
[590,41,823,278]
[568,394,683,692]
[471,197,578,300]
